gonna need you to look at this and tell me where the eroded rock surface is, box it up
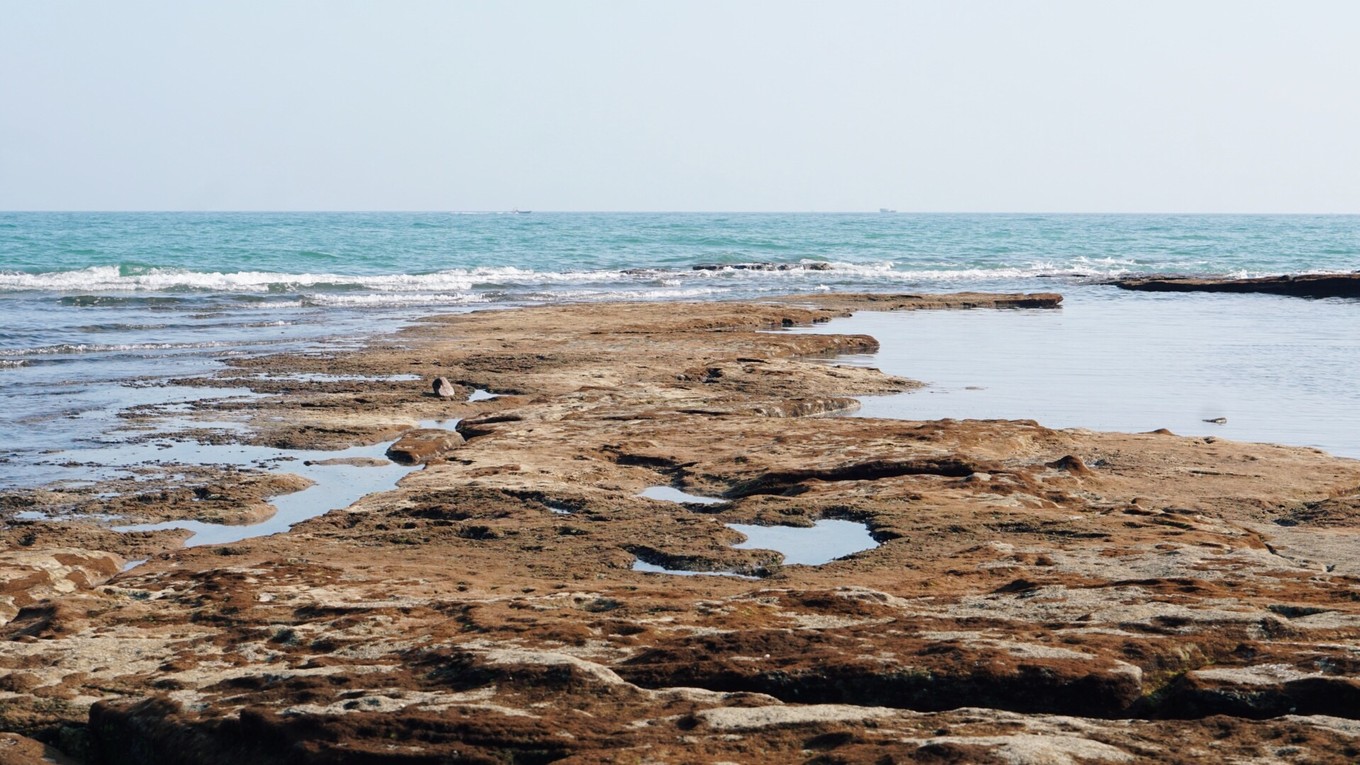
[5,293,1360,763]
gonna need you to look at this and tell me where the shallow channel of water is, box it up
[8,390,461,549]
[113,439,417,547]
[112,418,466,547]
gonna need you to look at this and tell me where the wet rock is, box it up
[385,428,464,464]
[788,291,1063,311]
[1160,666,1360,719]
[1115,273,1360,300]
[455,412,524,439]
[748,397,861,417]
[727,457,980,498]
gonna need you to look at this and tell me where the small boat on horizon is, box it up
[511,208,532,214]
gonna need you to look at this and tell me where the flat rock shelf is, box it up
[4,292,1360,764]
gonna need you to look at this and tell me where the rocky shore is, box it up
[4,292,1360,764]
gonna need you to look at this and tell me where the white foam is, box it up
[539,286,730,302]
[0,258,1155,297]
[0,265,665,294]
[0,339,293,358]
[301,292,489,307]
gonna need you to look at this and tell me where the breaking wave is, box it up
[0,339,281,358]
[0,258,1152,297]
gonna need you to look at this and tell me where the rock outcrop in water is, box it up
[1116,272,1360,299]
[5,292,1360,763]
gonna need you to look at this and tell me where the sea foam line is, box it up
[0,339,295,358]
[0,265,664,293]
[0,259,1171,295]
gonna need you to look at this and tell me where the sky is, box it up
[2,1,1358,213]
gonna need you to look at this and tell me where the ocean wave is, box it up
[0,338,293,358]
[2,265,623,294]
[300,292,491,307]
[517,286,732,303]
[58,294,190,307]
[71,319,296,333]
[1,258,1158,297]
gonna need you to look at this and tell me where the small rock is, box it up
[1046,455,1093,475]
[432,376,459,398]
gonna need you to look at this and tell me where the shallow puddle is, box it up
[729,519,879,565]
[418,418,461,429]
[633,510,879,576]
[467,388,499,402]
[639,486,727,505]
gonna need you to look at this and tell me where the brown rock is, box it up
[384,428,464,464]
[0,548,122,625]
[1046,454,1093,475]
[431,376,460,398]
[0,733,78,765]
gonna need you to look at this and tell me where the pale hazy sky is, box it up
[2,1,1358,212]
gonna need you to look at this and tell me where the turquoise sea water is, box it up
[2,212,1358,489]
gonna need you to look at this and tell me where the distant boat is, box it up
[878,208,896,213]
[511,208,532,214]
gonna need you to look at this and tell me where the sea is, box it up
[3,212,1359,495]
